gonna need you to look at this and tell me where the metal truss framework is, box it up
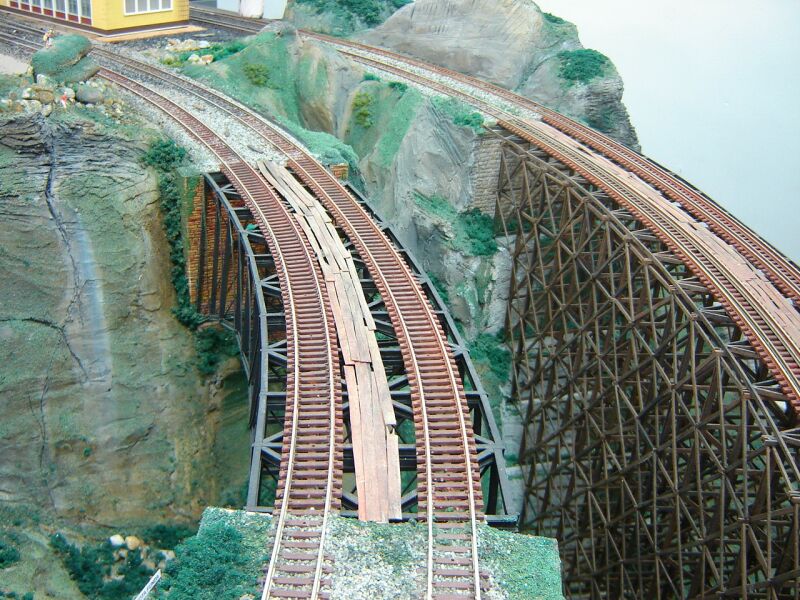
[193,173,514,522]
[493,129,800,599]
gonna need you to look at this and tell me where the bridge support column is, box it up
[490,126,800,599]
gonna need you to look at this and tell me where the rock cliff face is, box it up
[360,0,640,148]
[0,113,249,528]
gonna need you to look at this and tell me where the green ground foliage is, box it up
[352,91,375,128]
[0,536,21,568]
[387,80,407,93]
[141,525,196,551]
[363,72,380,82]
[431,96,484,133]
[414,194,499,257]
[176,40,246,64]
[182,33,302,125]
[0,74,26,98]
[542,11,566,25]
[140,139,201,329]
[460,209,497,256]
[243,62,270,86]
[558,49,610,84]
[195,326,239,375]
[469,332,512,427]
[157,508,271,600]
[479,525,563,599]
[295,0,411,27]
[277,115,360,171]
[142,139,239,375]
[49,533,155,600]
[30,34,98,83]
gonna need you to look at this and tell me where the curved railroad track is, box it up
[277,39,800,413]
[98,71,344,600]
[91,45,486,600]
[0,19,487,598]
[298,31,800,309]
[183,6,800,310]
[0,22,342,598]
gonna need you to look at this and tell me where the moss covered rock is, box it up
[30,35,98,84]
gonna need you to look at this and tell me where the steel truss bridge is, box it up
[1,8,799,599]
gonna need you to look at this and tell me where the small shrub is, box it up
[352,91,374,128]
[363,72,380,82]
[558,49,610,84]
[141,524,196,550]
[0,538,20,568]
[242,62,269,87]
[388,80,408,93]
[461,208,497,256]
[543,12,566,25]
[195,327,239,375]
[470,332,511,382]
[141,139,187,172]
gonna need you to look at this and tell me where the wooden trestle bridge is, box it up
[2,8,799,599]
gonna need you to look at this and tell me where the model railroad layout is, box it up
[4,6,800,598]
[0,16,486,600]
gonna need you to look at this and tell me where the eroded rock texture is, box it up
[360,0,640,149]
[0,115,248,526]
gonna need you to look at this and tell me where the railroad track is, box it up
[91,45,485,600]
[297,31,800,310]
[0,23,343,598]
[275,39,800,412]
[1,19,487,598]
[183,6,800,308]
[97,70,343,599]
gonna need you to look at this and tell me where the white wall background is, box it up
[537,0,800,260]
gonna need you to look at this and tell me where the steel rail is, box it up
[302,32,800,309]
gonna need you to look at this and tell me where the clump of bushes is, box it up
[388,80,408,93]
[352,91,374,128]
[0,537,20,569]
[557,49,610,84]
[363,72,381,82]
[431,96,484,133]
[542,12,566,25]
[195,326,239,375]
[141,139,203,331]
[141,524,196,550]
[141,138,187,171]
[243,62,270,87]
[49,534,154,600]
[296,0,411,27]
[159,522,253,599]
[461,209,498,256]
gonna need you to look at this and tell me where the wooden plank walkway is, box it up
[259,160,402,522]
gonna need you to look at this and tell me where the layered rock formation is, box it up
[0,114,249,528]
[360,0,639,148]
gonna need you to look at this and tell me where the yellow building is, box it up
[2,0,188,33]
